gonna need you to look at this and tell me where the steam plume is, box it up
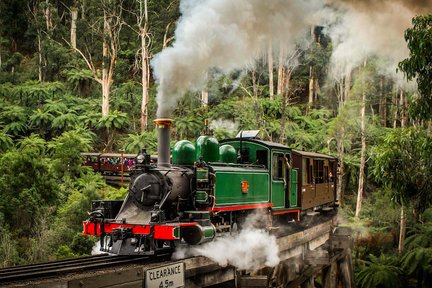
[323,0,429,87]
[152,0,321,117]
[173,211,280,271]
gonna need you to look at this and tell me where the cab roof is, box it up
[292,150,337,160]
[220,138,291,151]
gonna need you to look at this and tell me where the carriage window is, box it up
[313,160,324,184]
[303,158,313,184]
[324,165,329,183]
[256,150,268,167]
[272,153,284,180]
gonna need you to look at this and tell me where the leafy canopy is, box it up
[371,127,432,214]
[398,15,432,120]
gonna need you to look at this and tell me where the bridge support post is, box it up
[337,249,354,288]
[322,261,337,288]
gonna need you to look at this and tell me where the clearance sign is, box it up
[145,262,185,288]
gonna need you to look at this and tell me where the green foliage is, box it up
[175,116,204,140]
[71,233,96,255]
[123,130,157,154]
[371,127,432,213]
[356,254,402,288]
[0,132,13,152]
[55,179,102,242]
[97,110,129,130]
[398,15,432,120]
[401,223,432,288]
[0,227,20,268]
[0,148,59,235]
[48,130,93,178]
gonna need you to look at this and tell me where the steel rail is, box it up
[0,253,170,284]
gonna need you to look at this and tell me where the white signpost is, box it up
[145,262,185,288]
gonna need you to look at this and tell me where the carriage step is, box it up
[322,207,334,212]
[307,211,320,216]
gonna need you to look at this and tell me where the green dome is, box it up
[219,144,237,163]
[196,136,219,162]
[172,140,196,166]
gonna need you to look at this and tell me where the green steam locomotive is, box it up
[83,119,337,255]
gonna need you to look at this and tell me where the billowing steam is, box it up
[152,0,321,117]
[173,211,280,271]
[323,0,423,87]
[151,0,430,116]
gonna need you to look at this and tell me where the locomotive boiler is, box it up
[83,119,338,255]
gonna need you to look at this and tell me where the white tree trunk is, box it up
[398,90,406,254]
[70,7,78,50]
[37,32,43,82]
[308,65,314,108]
[344,71,351,102]
[102,12,110,117]
[268,40,274,99]
[355,60,367,218]
[140,30,149,131]
[277,44,285,95]
[398,205,406,254]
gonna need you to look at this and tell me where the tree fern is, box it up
[356,254,402,288]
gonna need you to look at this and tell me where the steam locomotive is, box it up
[83,118,337,255]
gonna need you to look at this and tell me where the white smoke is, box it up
[152,0,322,117]
[322,0,424,89]
[209,118,238,132]
[91,241,103,255]
[173,210,280,271]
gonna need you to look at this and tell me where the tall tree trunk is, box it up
[337,129,345,205]
[355,60,367,218]
[344,71,351,102]
[379,76,387,127]
[44,0,53,31]
[277,44,285,96]
[268,41,274,99]
[70,7,78,50]
[140,29,149,131]
[392,88,399,128]
[37,32,43,81]
[398,89,407,254]
[400,90,407,127]
[252,67,260,126]
[279,71,291,144]
[201,89,208,109]
[101,11,110,117]
[308,65,314,110]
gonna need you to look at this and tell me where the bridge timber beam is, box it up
[5,216,353,288]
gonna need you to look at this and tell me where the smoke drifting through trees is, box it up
[151,0,320,118]
[152,0,430,117]
[324,0,427,87]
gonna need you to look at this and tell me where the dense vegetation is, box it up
[0,1,431,286]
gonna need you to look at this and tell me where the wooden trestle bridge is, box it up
[1,216,353,288]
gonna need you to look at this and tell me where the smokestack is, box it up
[154,118,173,167]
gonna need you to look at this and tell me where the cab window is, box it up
[272,153,285,180]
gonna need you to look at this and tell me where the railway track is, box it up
[0,253,169,285]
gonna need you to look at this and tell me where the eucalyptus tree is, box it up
[71,1,125,117]
[398,15,432,120]
[372,127,432,254]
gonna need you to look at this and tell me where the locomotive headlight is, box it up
[137,154,144,164]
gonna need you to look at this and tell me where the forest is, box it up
[0,0,431,287]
